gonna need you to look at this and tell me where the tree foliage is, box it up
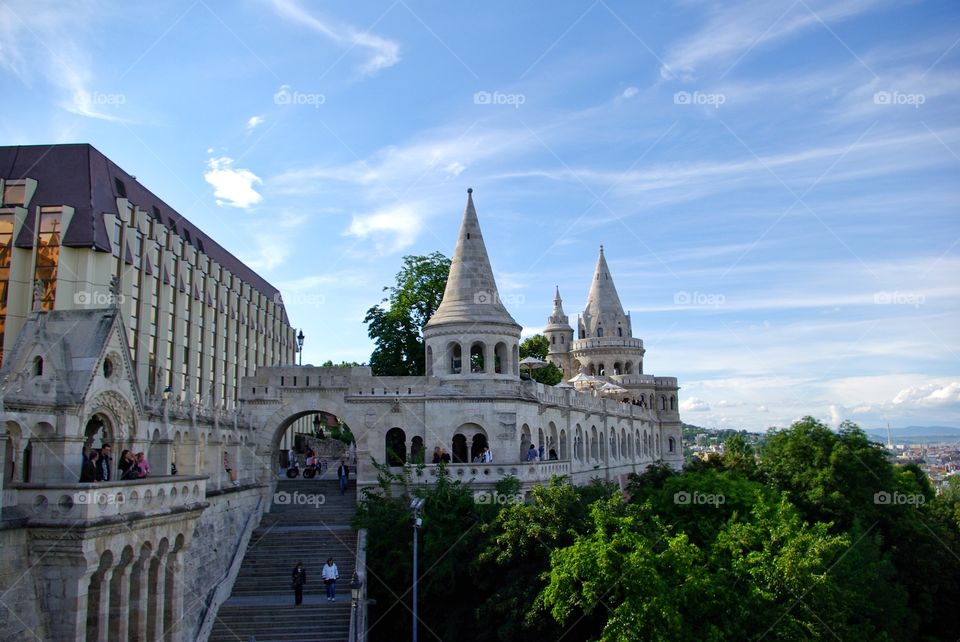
[364,252,450,376]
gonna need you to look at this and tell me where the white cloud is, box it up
[621,86,640,99]
[204,157,263,208]
[892,382,960,408]
[345,203,425,255]
[247,115,265,131]
[681,397,711,412]
[269,0,399,74]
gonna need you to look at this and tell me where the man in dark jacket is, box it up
[80,450,98,483]
[291,561,307,606]
[337,461,349,495]
[97,444,112,481]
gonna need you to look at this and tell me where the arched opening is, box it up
[590,426,598,461]
[385,428,407,466]
[625,361,633,375]
[599,430,605,460]
[22,439,33,483]
[597,326,603,337]
[470,342,485,373]
[495,342,507,374]
[660,395,667,410]
[32,356,43,376]
[613,362,622,375]
[617,327,622,337]
[656,433,661,456]
[470,432,488,462]
[670,395,676,410]
[426,346,434,377]
[451,434,468,463]
[668,437,676,453]
[520,424,531,460]
[449,342,462,374]
[598,363,606,377]
[410,436,425,464]
[559,429,568,460]
[610,432,617,459]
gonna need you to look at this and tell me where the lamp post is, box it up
[350,571,363,641]
[296,329,305,366]
[410,497,425,642]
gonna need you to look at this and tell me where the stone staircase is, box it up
[209,479,358,642]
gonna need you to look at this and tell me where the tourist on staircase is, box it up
[322,558,339,602]
[337,460,349,494]
[291,561,307,606]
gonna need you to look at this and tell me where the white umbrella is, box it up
[554,381,573,388]
[519,356,548,370]
[567,372,595,383]
[600,382,628,394]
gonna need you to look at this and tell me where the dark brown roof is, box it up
[0,143,288,324]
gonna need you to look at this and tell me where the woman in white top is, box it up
[322,557,339,602]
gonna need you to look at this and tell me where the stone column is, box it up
[485,343,495,375]
[150,554,167,642]
[164,551,184,641]
[108,562,132,641]
[129,552,150,641]
[95,564,112,642]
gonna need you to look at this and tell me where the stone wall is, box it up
[0,524,45,641]
[178,485,267,640]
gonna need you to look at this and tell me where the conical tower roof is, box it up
[545,286,571,330]
[585,246,626,320]
[425,189,520,330]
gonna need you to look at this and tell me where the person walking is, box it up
[291,561,307,606]
[337,460,349,495]
[322,557,339,602]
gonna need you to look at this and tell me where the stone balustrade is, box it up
[12,475,208,524]
[401,460,572,485]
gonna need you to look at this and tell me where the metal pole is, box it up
[412,523,418,642]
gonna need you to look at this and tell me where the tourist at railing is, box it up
[97,443,112,481]
[526,444,539,461]
[431,447,441,464]
[549,448,558,461]
[136,452,150,478]
[538,443,545,461]
[119,450,140,480]
[440,448,451,463]
[482,447,493,463]
[80,450,98,483]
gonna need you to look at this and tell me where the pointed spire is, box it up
[425,190,520,329]
[582,246,630,338]
[547,286,570,328]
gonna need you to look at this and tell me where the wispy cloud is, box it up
[268,0,400,75]
[246,114,265,132]
[660,0,888,81]
[345,202,425,255]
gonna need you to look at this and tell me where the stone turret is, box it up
[423,189,522,379]
[544,287,574,379]
[571,246,645,379]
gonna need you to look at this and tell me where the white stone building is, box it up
[241,190,683,493]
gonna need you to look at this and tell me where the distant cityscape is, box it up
[684,423,960,494]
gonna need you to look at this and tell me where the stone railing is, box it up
[405,461,572,485]
[12,475,208,524]
[349,528,369,642]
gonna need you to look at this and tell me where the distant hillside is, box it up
[865,425,960,443]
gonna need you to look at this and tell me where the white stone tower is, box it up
[571,246,646,378]
[544,287,574,379]
[423,189,522,379]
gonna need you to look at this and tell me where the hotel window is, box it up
[34,208,62,311]
[2,182,25,206]
[0,212,14,365]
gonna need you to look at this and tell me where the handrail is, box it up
[349,528,369,642]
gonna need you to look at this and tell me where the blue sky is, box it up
[2,0,958,431]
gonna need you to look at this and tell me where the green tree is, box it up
[519,334,564,385]
[364,252,450,376]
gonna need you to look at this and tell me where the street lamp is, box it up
[410,497,426,642]
[296,329,305,366]
[350,571,363,639]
